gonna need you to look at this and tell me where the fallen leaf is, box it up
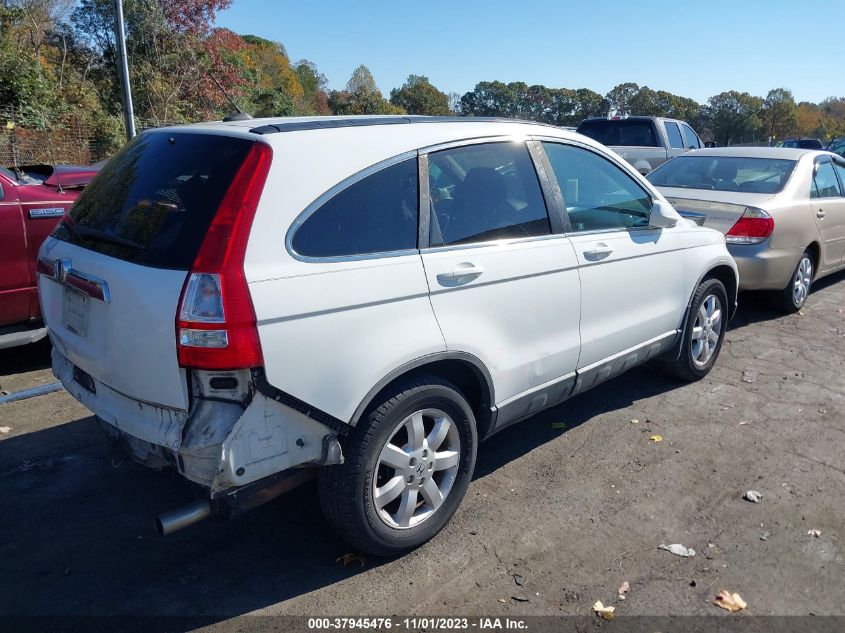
[551,422,567,429]
[497,598,507,603]
[618,581,629,598]
[650,434,663,443]
[807,529,821,537]
[630,418,639,424]
[659,543,696,557]
[744,490,763,503]
[335,553,367,568]
[592,600,615,620]
[0,426,11,434]
[714,590,747,612]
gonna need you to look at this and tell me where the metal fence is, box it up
[0,107,179,167]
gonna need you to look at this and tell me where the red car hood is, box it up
[43,164,100,189]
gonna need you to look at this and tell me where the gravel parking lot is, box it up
[1,274,843,623]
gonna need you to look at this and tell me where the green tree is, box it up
[389,74,450,115]
[294,59,330,114]
[329,65,403,115]
[345,64,379,94]
[573,88,608,122]
[605,82,640,115]
[761,88,797,142]
[707,90,763,146]
[627,86,661,116]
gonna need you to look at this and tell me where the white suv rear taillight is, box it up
[176,142,272,370]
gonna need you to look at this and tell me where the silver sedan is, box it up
[648,147,845,312]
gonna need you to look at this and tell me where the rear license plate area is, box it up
[62,287,88,336]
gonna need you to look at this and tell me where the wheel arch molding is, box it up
[349,352,497,438]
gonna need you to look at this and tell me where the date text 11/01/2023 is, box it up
[307,617,529,630]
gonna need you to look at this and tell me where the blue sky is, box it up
[217,0,844,104]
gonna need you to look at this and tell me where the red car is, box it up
[0,163,99,349]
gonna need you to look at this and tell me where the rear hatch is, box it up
[658,188,775,235]
[38,130,258,410]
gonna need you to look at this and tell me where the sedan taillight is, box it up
[726,207,774,245]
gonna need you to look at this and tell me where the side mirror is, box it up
[650,199,678,228]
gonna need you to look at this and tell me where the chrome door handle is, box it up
[436,263,485,283]
[816,209,825,219]
[583,243,614,260]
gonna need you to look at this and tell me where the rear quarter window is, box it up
[55,131,255,269]
[290,158,419,258]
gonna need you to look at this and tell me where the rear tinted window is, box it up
[647,156,797,194]
[291,158,418,258]
[577,120,659,147]
[53,132,254,269]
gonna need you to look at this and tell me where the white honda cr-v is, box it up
[38,116,737,555]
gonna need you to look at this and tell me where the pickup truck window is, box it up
[542,142,652,232]
[665,122,685,149]
[681,124,701,149]
[576,120,659,147]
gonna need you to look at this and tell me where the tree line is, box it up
[2,0,844,161]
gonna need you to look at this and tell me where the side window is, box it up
[665,122,685,149]
[427,142,550,246]
[833,161,845,191]
[291,158,418,258]
[812,160,842,199]
[542,142,652,232]
[681,124,701,149]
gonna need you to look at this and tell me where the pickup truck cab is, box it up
[577,116,703,175]
[0,164,97,349]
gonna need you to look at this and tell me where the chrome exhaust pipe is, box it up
[155,499,213,536]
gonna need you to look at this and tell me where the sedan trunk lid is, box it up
[658,187,776,235]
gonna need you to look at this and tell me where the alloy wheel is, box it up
[792,256,813,307]
[691,294,722,368]
[372,409,461,529]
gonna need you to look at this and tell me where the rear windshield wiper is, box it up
[71,224,146,251]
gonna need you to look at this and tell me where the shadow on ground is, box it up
[0,361,683,620]
[0,337,52,377]
[728,268,845,332]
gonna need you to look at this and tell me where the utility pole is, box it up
[113,0,135,140]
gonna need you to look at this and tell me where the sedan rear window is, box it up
[53,131,254,269]
[577,120,659,147]
[647,156,797,194]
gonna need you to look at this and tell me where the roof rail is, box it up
[248,116,560,135]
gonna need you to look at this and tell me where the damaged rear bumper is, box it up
[52,348,344,498]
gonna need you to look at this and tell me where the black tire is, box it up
[774,250,813,314]
[318,375,477,557]
[656,278,728,382]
